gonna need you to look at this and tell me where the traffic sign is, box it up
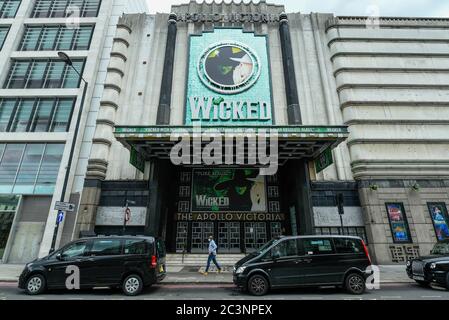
[57,211,64,224]
[54,201,76,212]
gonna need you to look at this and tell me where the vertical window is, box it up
[0,144,24,193]
[0,26,9,50]
[45,61,65,88]
[10,99,34,132]
[427,203,449,242]
[51,98,73,132]
[63,60,83,88]
[0,99,15,131]
[73,25,93,50]
[386,203,412,244]
[35,144,64,194]
[26,61,47,88]
[56,27,75,50]
[19,26,41,51]
[5,60,29,88]
[13,144,44,194]
[39,26,59,50]
[32,99,55,132]
[0,0,21,18]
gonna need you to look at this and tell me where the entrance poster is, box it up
[427,203,449,241]
[385,203,412,243]
[191,168,267,212]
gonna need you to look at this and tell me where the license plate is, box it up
[413,275,424,281]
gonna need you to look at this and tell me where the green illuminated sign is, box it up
[315,148,334,174]
[130,146,145,173]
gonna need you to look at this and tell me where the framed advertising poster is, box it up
[427,203,449,242]
[385,203,412,244]
[191,168,267,213]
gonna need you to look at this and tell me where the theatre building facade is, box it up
[74,1,449,264]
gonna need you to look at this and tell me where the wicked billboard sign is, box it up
[192,168,267,212]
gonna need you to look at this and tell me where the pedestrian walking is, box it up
[202,235,222,275]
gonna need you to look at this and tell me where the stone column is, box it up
[75,23,132,236]
[156,13,178,124]
[279,13,314,234]
[279,13,302,125]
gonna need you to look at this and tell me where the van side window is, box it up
[124,240,147,255]
[271,239,298,258]
[301,239,334,255]
[333,238,363,254]
[90,239,122,256]
[61,241,87,259]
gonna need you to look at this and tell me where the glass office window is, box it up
[51,98,73,132]
[45,61,65,88]
[4,59,85,89]
[13,144,44,194]
[5,61,29,88]
[39,26,59,50]
[0,144,24,193]
[20,25,94,51]
[27,61,47,88]
[0,195,20,260]
[10,99,34,132]
[63,60,83,88]
[0,0,21,18]
[32,99,55,132]
[0,99,15,131]
[0,26,9,50]
[35,144,64,194]
[0,98,75,133]
[0,143,63,195]
[31,0,101,18]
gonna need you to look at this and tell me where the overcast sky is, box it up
[146,0,449,17]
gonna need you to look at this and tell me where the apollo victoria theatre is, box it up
[76,1,449,263]
[79,2,347,255]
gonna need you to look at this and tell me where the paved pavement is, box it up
[0,282,447,300]
[0,264,413,284]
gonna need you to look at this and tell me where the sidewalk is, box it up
[0,264,413,284]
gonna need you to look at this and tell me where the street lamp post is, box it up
[49,52,89,253]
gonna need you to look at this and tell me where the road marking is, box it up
[422,296,442,298]
[381,296,402,299]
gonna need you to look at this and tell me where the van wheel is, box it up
[25,274,46,295]
[345,273,366,295]
[122,274,143,296]
[247,275,269,296]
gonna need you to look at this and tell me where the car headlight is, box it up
[236,266,247,274]
[430,263,437,270]
[406,260,411,267]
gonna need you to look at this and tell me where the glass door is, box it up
[191,222,214,253]
[244,222,267,253]
[218,222,241,253]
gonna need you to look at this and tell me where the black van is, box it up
[18,236,166,296]
[233,235,372,296]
